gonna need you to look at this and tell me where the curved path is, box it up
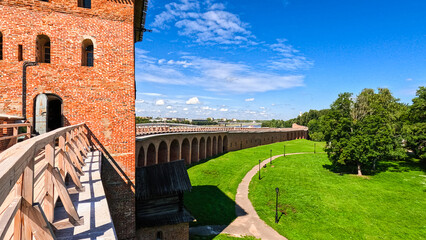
[221,152,312,240]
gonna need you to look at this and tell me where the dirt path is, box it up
[190,152,315,239]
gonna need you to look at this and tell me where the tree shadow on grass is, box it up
[184,185,246,228]
[322,154,426,176]
[187,153,226,170]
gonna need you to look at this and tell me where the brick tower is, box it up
[0,0,148,238]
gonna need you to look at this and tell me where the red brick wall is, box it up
[136,223,189,240]
[0,1,136,238]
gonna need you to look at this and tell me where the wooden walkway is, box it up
[0,123,115,240]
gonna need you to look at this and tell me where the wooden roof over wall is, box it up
[134,0,149,42]
[136,160,192,200]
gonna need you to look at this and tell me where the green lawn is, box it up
[190,234,259,240]
[185,139,325,226]
[249,154,426,239]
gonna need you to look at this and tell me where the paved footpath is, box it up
[190,152,314,239]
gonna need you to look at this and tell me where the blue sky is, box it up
[135,0,426,120]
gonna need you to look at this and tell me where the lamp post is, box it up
[314,143,316,154]
[275,187,279,223]
[258,160,261,180]
[283,145,285,157]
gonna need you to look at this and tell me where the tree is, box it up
[324,89,404,175]
[403,86,426,160]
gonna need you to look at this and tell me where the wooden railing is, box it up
[0,122,31,150]
[0,123,92,240]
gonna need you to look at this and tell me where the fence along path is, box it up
[0,123,92,239]
[0,122,31,151]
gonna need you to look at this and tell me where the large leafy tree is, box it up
[324,89,404,175]
[403,86,426,160]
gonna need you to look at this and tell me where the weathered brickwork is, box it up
[0,0,136,238]
[136,223,189,240]
[135,129,308,167]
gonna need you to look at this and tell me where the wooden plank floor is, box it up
[54,151,117,240]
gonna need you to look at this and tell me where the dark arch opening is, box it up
[137,146,145,167]
[33,93,63,135]
[206,137,212,157]
[218,136,223,154]
[158,141,168,164]
[82,39,94,67]
[170,139,180,161]
[223,136,228,152]
[182,138,190,165]
[199,137,206,160]
[147,144,156,166]
[36,35,50,63]
[191,138,199,163]
[213,136,217,155]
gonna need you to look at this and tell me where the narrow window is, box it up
[156,231,163,240]
[78,0,91,8]
[18,45,23,61]
[82,39,94,67]
[36,35,51,63]
[0,32,3,60]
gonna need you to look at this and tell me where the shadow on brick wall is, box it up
[83,124,136,240]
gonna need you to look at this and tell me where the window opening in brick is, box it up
[36,35,51,63]
[0,32,3,60]
[156,231,163,240]
[18,45,23,61]
[78,0,91,8]
[82,39,94,67]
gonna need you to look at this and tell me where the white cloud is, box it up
[260,107,265,109]
[406,78,413,81]
[267,39,313,71]
[136,54,305,93]
[166,106,173,109]
[142,92,164,97]
[183,108,188,111]
[151,0,254,45]
[186,97,201,104]
[156,100,165,105]
[219,108,228,112]
[245,98,254,102]
[201,106,216,111]
[135,99,145,103]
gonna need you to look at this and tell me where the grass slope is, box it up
[185,139,325,226]
[190,234,259,240]
[249,154,426,239]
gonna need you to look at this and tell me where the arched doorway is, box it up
[223,136,228,152]
[137,146,145,167]
[34,93,63,135]
[170,139,180,161]
[191,138,199,163]
[213,136,217,155]
[206,137,212,157]
[158,141,168,164]
[182,138,190,165]
[218,136,223,154]
[147,144,156,166]
[199,137,206,160]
